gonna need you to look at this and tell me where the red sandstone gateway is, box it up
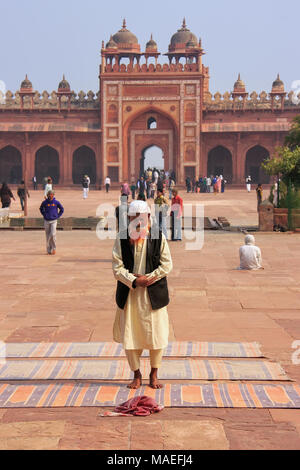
[0,19,298,187]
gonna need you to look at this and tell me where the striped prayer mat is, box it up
[0,383,299,408]
[1,341,263,359]
[0,359,288,381]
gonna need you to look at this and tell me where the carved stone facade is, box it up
[0,21,299,186]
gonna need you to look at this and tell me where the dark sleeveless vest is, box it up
[116,230,169,310]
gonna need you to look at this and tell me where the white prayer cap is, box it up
[128,200,150,215]
[245,234,255,245]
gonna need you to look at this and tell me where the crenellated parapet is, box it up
[204,89,300,111]
[0,89,100,110]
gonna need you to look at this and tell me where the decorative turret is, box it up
[165,19,204,71]
[146,34,157,52]
[58,75,70,91]
[111,19,140,51]
[270,73,286,111]
[20,74,33,91]
[272,74,285,92]
[233,73,246,93]
[57,75,72,112]
[168,18,199,52]
[232,74,248,111]
[19,75,35,110]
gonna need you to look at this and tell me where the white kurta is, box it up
[112,234,173,350]
[239,244,263,270]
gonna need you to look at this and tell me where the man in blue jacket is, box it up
[39,190,64,255]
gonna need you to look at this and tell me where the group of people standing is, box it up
[129,168,177,202]
[186,175,226,194]
[115,172,183,242]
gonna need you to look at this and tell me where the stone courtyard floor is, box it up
[0,188,300,450]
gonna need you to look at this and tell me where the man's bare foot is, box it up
[149,369,163,389]
[127,371,142,389]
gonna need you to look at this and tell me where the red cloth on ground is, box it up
[113,396,164,416]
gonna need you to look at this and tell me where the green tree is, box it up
[285,115,300,149]
[262,146,300,187]
[262,146,300,229]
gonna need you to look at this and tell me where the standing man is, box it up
[105,176,111,193]
[40,190,64,255]
[17,180,30,211]
[246,176,252,193]
[32,176,37,190]
[82,175,89,199]
[130,180,137,200]
[154,188,169,239]
[112,200,173,389]
[170,189,183,241]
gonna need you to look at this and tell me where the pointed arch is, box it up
[0,145,23,183]
[245,145,270,184]
[72,145,96,184]
[35,145,60,184]
[207,146,233,183]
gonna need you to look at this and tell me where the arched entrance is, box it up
[207,146,233,183]
[35,146,60,184]
[0,146,22,183]
[126,109,178,182]
[141,145,164,175]
[72,146,96,184]
[245,145,270,184]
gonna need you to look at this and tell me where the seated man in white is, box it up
[239,234,263,270]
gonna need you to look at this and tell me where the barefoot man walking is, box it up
[112,200,173,389]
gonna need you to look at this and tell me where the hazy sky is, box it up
[0,0,299,95]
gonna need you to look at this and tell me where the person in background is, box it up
[221,176,226,193]
[0,182,15,208]
[105,176,111,193]
[44,178,53,199]
[130,180,137,200]
[115,194,129,233]
[150,180,156,199]
[239,234,263,270]
[206,176,211,193]
[168,177,175,199]
[32,176,37,190]
[171,189,183,241]
[256,184,263,211]
[82,175,89,199]
[154,189,169,239]
[17,180,30,211]
[39,190,64,255]
[146,178,151,200]
[246,176,252,193]
[185,176,191,193]
[121,182,130,197]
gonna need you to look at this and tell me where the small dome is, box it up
[112,19,138,45]
[234,74,246,90]
[272,74,284,90]
[106,35,118,49]
[146,34,157,50]
[20,74,33,90]
[58,75,70,90]
[170,19,198,47]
